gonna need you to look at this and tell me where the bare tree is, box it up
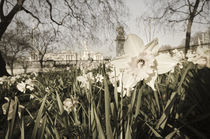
[146,0,210,54]
[0,0,125,76]
[0,21,31,75]
[31,29,56,69]
[17,56,30,73]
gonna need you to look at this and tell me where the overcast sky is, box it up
[124,0,209,47]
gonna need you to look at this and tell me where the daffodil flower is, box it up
[16,82,26,93]
[63,96,79,114]
[77,72,94,89]
[111,34,178,95]
[195,46,210,68]
[0,76,7,84]
[95,74,104,83]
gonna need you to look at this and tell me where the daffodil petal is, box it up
[145,71,157,91]
[124,34,145,57]
[144,38,159,55]
[156,53,178,74]
[111,55,130,70]
[122,72,137,89]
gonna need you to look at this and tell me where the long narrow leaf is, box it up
[8,96,19,139]
[94,108,105,139]
[20,116,25,139]
[39,115,47,139]
[104,76,113,139]
[156,92,177,130]
[32,95,47,139]
[56,91,64,115]
[134,86,143,118]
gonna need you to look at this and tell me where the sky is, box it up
[124,0,183,46]
[123,0,209,47]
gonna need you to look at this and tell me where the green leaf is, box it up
[165,129,178,139]
[104,75,113,139]
[113,70,119,108]
[134,86,143,118]
[8,96,19,139]
[56,91,64,115]
[154,90,160,113]
[94,108,105,139]
[32,95,47,139]
[20,116,25,139]
[156,92,177,130]
[39,115,47,139]
[146,122,162,138]
[125,121,132,139]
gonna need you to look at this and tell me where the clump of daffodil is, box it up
[111,34,179,96]
[187,46,210,68]
[76,72,95,89]
[63,96,79,114]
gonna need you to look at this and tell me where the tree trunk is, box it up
[184,0,200,55]
[0,3,22,39]
[185,18,193,55]
[0,1,24,77]
[40,59,43,69]
[0,51,10,77]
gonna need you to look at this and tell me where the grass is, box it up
[0,62,210,138]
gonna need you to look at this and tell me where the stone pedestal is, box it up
[115,26,125,57]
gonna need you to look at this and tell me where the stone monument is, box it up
[115,25,125,57]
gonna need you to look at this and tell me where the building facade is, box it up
[30,44,104,62]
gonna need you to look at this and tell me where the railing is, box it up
[159,42,210,53]
[12,59,106,69]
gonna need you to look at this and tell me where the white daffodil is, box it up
[0,76,7,84]
[111,34,178,94]
[196,46,210,68]
[30,94,35,100]
[107,67,120,85]
[186,48,209,69]
[63,96,79,114]
[172,49,185,60]
[171,49,184,69]
[95,74,104,83]
[117,72,137,97]
[77,72,94,89]
[25,79,35,91]
[16,82,26,93]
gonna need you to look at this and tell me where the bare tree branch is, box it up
[153,7,169,20]
[21,7,41,23]
[187,0,192,13]
[45,0,62,25]
[168,18,188,23]
[194,20,210,24]
[195,0,207,16]
[169,7,189,15]
[0,0,5,19]
[64,0,79,19]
